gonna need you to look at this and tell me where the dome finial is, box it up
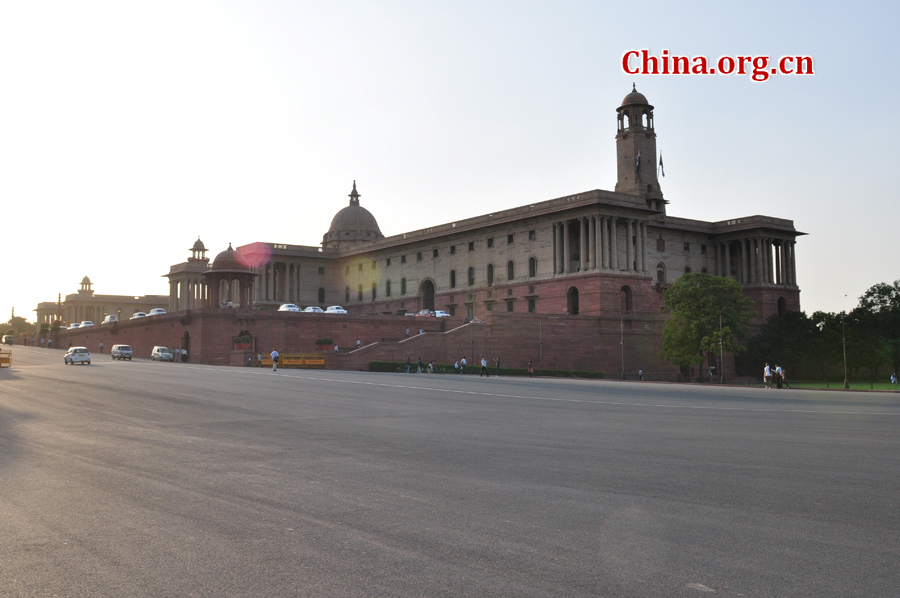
[349,180,360,206]
[632,82,636,92]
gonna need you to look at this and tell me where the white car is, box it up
[102,315,118,324]
[80,321,94,327]
[130,312,147,320]
[148,308,167,316]
[434,310,452,318]
[303,306,324,313]
[64,347,91,365]
[325,306,348,314]
[278,304,300,312]
[69,322,81,329]
[151,346,175,362]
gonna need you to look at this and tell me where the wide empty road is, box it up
[1,347,898,597]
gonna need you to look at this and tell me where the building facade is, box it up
[35,276,168,326]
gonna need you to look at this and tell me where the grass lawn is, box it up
[755,380,899,391]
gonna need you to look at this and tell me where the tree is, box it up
[856,280,900,376]
[3,315,34,334]
[806,311,844,387]
[746,311,816,378]
[660,273,756,379]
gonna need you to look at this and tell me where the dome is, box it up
[323,182,384,247]
[621,84,649,106]
[81,276,91,285]
[191,237,207,252]
[209,243,252,272]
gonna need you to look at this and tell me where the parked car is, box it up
[64,347,91,365]
[415,310,436,317]
[148,308,167,316]
[303,306,324,313]
[130,312,147,319]
[325,306,348,314]
[434,310,452,318]
[111,344,133,360]
[80,321,94,328]
[278,304,300,312]
[69,322,81,329]
[151,346,174,362]
[102,315,119,324]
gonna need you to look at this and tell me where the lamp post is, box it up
[841,311,849,390]
[620,317,625,380]
[719,314,725,384]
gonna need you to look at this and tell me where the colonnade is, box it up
[714,237,797,286]
[170,278,208,311]
[552,215,650,275]
[253,261,303,304]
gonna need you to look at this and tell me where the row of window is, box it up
[380,231,537,268]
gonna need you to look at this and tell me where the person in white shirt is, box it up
[270,349,279,372]
[480,357,488,377]
[460,357,467,374]
[764,363,772,389]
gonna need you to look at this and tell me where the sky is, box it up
[1,0,897,324]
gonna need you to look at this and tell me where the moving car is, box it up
[111,344,133,360]
[69,322,81,329]
[434,310,452,318]
[151,346,174,362]
[415,310,436,317]
[148,308,167,316]
[64,347,91,365]
[80,321,94,327]
[278,304,300,312]
[302,306,324,313]
[102,315,119,324]
[130,312,147,319]
[325,306,348,314]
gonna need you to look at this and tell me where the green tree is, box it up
[746,311,816,378]
[855,280,900,376]
[3,315,34,334]
[660,273,756,379]
[807,311,844,387]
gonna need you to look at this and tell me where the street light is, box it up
[841,311,849,390]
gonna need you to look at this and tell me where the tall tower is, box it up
[615,85,665,213]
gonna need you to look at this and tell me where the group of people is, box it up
[763,363,790,389]
[406,357,436,373]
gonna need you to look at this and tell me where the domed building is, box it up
[323,181,384,249]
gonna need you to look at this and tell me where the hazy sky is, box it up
[2,1,896,323]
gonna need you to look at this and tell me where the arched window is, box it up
[621,285,633,312]
[371,283,377,301]
[345,287,350,303]
[656,262,666,285]
[318,287,325,304]
[450,270,456,289]
[401,277,407,295]
[487,264,494,286]
[358,285,363,302]
[386,279,392,297]
[529,257,537,277]
[777,297,787,315]
[567,287,579,315]
[468,267,475,286]
[507,260,515,280]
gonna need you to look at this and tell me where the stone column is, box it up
[610,217,619,271]
[790,241,797,286]
[600,217,608,270]
[579,218,587,272]
[563,221,571,273]
[589,217,596,270]
[267,262,275,302]
[763,238,771,284]
[642,221,649,274]
[741,239,748,284]
[626,220,634,272]
[634,221,643,274]
[724,241,731,279]
[774,241,782,285]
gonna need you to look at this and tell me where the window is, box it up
[417,252,422,262]
[487,238,494,248]
[700,244,707,254]
[401,278,407,295]
[345,287,350,303]
[507,261,515,280]
[508,234,514,244]
[318,267,325,275]
[318,287,325,303]
[450,270,457,288]
[528,230,536,241]
[448,306,455,316]
[358,263,363,271]
[345,266,350,275]
[506,300,514,312]
[684,242,690,251]
[528,298,536,313]
[450,245,456,255]
[468,242,474,252]
[386,280,392,296]
[433,248,438,258]
[401,255,407,264]
[529,257,537,277]
[371,283,376,301]
[487,264,494,286]
[657,262,666,284]
[701,267,708,274]
[468,267,475,286]
[685,266,692,273]
[621,285,633,312]
[358,285,363,301]
[387,258,392,267]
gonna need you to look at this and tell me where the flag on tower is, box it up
[635,150,641,176]
[658,151,665,177]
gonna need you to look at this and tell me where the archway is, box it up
[777,296,786,315]
[567,286,579,315]
[420,279,435,311]
[621,285,633,312]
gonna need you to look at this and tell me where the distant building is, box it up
[35,276,167,325]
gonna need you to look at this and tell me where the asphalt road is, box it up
[1,347,898,597]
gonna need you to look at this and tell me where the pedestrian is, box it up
[246,353,252,367]
[406,357,411,374]
[891,372,897,384]
[764,363,772,389]
[357,338,361,350]
[257,352,262,367]
[270,349,279,372]
[430,360,436,373]
[495,357,500,377]
[639,368,643,381]
[528,360,534,377]
[181,348,187,362]
[99,341,104,354]
[774,365,783,389]
[40,338,45,348]
[781,367,791,389]
[460,357,467,374]
[454,361,460,374]
[418,328,423,335]
[416,357,423,373]
[405,328,409,339]
[480,356,488,377]
[174,346,180,362]
[334,345,339,351]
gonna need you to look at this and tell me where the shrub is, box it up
[368,361,603,378]
[315,338,334,345]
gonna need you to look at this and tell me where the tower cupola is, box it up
[615,84,666,213]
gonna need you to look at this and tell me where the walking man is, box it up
[764,363,772,389]
[480,357,488,377]
[405,328,409,339]
[416,357,423,374]
[357,338,361,350]
[406,357,412,374]
[495,357,500,377]
[528,360,534,378]
[774,365,783,389]
[99,341,104,354]
[639,368,643,381]
[460,357,467,374]
[270,349,279,372]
